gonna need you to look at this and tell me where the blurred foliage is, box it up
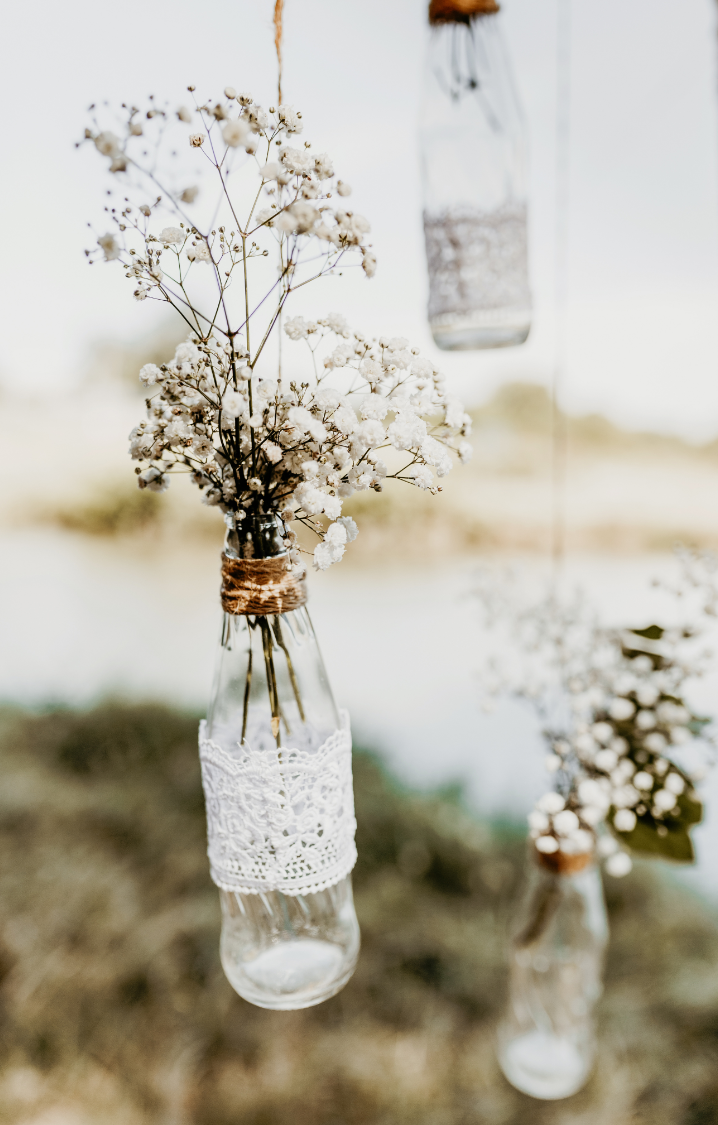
[1,705,718,1122]
[476,382,709,454]
[49,482,164,536]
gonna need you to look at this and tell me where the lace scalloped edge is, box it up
[198,709,357,896]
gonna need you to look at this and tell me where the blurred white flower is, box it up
[605,852,632,877]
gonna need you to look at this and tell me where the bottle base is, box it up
[221,937,358,1010]
[431,322,531,351]
[497,1029,593,1100]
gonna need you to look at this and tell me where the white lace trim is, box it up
[198,711,357,896]
[424,203,531,326]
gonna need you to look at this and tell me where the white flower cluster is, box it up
[85,87,471,567]
[476,558,716,879]
[84,88,376,301]
[128,319,471,571]
[527,624,708,878]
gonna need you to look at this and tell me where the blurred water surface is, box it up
[3,527,718,899]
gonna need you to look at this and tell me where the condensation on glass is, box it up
[205,515,360,1010]
[421,3,531,350]
[497,852,608,1099]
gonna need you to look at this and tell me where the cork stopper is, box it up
[534,846,593,876]
[429,0,500,24]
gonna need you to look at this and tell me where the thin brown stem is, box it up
[271,615,305,722]
[241,638,253,744]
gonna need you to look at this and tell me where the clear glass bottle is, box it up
[421,0,531,350]
[497,850,608,1099]
[206,514,360,1010]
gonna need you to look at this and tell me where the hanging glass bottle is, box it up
[199,514,360,1010]
[421,0,531,350]
[497,846,608,1099]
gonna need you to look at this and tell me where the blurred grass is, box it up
[1,706,718,1122]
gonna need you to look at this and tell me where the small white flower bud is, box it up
[553,809,580,836]
[598,835,619,857]
[537,792,565,815]
[633,771,653,791]
[595,749,618,772]
[609,698,635,721]
[665,772,685,795]
[653,788,678,812]
[605,851,632,878]
[528,810,549,832]
[613,809,637,832]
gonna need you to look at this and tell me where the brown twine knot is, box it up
[220,554,307,616]
[534,845,593,876]
[429,0,499,24]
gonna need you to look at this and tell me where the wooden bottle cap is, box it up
[429,0,500,24]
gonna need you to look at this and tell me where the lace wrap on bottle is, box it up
[198,710,357,895]
[424,203,531,329]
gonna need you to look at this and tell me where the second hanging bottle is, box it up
[421,0,532,350]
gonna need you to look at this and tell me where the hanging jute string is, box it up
[274,0,284,105]
[429,0,499,24]
[535,846,591,876]
[221,554,307,616]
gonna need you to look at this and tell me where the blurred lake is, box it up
[3,525,718,901]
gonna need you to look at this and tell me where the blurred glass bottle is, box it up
[497,848,608,1099]
[205,514,360,1010]
[421,0,531,350]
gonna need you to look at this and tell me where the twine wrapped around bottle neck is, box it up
[429,0,499,24]
[220,553,307,616]
[534,845,593,876]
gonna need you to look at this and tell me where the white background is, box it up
[2,0,718,435]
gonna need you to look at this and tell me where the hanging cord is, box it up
[274,0,284,381]
[274,0,284,106]
[551,0,571,587]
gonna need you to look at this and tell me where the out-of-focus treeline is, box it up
[3,326,718,560]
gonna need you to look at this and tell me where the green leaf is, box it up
[677,789,703,827]
[612,815,695,863]
[630,624,665,641]
[609,789,703,864]
[620,646,663,669]
[689,715,712,736]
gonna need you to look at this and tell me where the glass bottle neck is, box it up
[224,512,286,561]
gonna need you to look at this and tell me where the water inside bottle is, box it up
[219,876,360,1010]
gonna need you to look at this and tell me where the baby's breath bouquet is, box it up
[83,81,471,1011]
[484,555,717,1096]
[477,551,716,879]
[83,87,472,572]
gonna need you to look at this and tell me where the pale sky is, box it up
[2,0,718,437]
